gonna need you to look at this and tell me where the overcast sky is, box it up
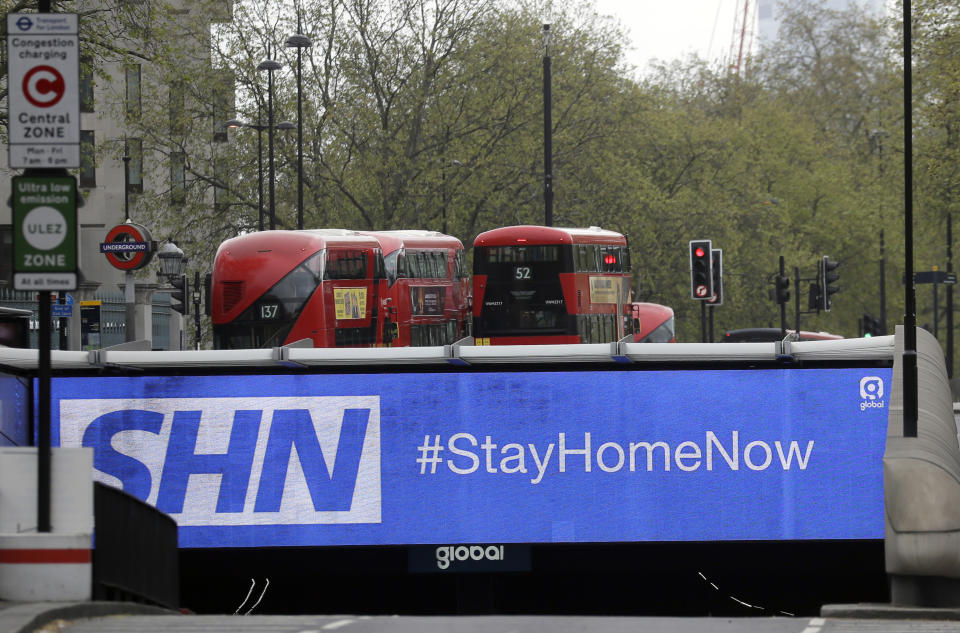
[590,0,742,74]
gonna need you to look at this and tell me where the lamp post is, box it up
[157,240,186,281]
[227,117,294,231]
[157,240,187,349]
[542,24,553,227]
[286,16,312,231]
[257,49,283,230]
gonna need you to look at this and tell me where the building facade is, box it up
[0,0,234,350]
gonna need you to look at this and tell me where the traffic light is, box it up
[771,274,790,305]
[862,313,883,337]
[689,240,712,300]
[170,274,189,316]
[819,256,840,311]
[708,249,723,306]
[808,283,820,310]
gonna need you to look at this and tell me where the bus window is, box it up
[325,250,367,280]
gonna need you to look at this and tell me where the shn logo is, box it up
[859,376,884,400]
[57,396,381,527]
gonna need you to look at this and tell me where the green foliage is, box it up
[53,0,960,348]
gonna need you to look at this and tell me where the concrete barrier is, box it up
[0,447,93,601]
[885,326,960,606]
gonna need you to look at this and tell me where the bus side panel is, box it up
[320,280,376,347]
[283,286,330,347]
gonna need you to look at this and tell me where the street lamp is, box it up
[542,23,553,227]
[257,50,283,230]
[286,17,312,231]
[227,117,294,231]
[156,240,186,281]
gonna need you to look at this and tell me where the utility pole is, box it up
[542,24,553,227]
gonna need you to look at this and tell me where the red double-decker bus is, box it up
[628,302,676,343]
[362,230,470,347]
[472,225,633,345]
[210,229,469,349]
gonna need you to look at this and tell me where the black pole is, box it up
[708,306,715,342]
[948,213,954,378]
[794,266,801,335]
[38,292,51,532]
[296,43,304,230]
[880,229,887,334]
[903,0,919,438]
[701,301,707,343]
[193,270,202,350]
[123,149,135,343]
[267,62,276,231]
[257,117,264,232]
[36,0,51,534]
[934,279,940,339]
[542,24,553,227]
[779,255,787,337]
[287,13,310,230]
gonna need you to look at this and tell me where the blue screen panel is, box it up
[51,368,891,547]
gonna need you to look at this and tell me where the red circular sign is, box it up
[695,284,709,298]
[104,223,153,270]
[23,65,66,108]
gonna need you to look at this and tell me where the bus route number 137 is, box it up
[514,266,532,280]
[259,303,280,320]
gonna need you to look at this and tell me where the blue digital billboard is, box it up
[50,368,890,548]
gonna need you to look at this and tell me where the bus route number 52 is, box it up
[514,266,532,280]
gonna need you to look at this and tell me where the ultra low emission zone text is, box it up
[417,431,815,483]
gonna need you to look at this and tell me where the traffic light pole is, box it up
[701,301,707,343]
[794,266,801,334]
[779,256,787,337]
[708,306,715,343]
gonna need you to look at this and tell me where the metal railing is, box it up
[0,288,173,350]
[93,482,179,609]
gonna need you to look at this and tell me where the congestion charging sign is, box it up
[7,13,80,169]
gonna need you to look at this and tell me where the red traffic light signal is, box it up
[689,240,713,300]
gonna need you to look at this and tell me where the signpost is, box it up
[101,222,155,343]
[12,175,78,291]
[7,13,80,169]
[8,10,81,536]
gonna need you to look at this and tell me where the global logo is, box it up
[859,376,885,411]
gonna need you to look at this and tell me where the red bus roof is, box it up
[214,230,381,282]
[473,225,627,247]
[360,230,464,255]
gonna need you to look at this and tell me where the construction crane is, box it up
[728,0,757,75]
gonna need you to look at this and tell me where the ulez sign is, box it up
[12,176,78,291]
[7,13,80,169]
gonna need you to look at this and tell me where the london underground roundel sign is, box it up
[101,222,154,270]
